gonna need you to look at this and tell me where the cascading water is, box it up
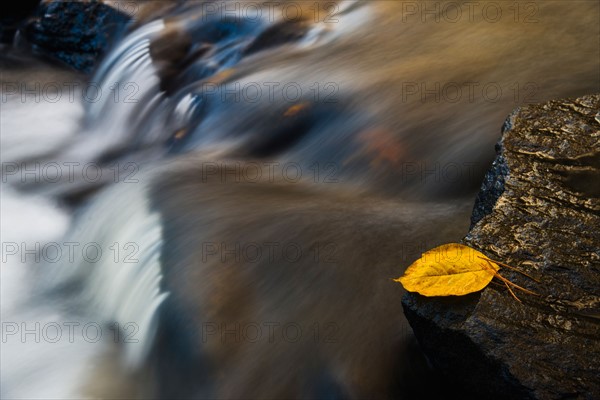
[1,1,599,398]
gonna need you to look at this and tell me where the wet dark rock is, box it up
[403,94,600,399]
[469,111,515,228]
[0,0,41,43]
[21,1,131,72]
[243,19,310,56]
[469,151,509,228]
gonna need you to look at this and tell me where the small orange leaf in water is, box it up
[284,102,310,117]
[394,243,499,296]
[207,68,236,85]
[173,129,187,140]
[344,128,404,168]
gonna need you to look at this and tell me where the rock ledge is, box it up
[403,94,600,399]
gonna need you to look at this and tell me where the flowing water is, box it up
[1,1,599,398]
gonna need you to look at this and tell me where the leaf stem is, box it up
[502,279,522,303]
[477,256,541,283]
[482,260,540,297]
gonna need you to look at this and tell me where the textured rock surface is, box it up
[403,94,600,399]
[22,1,130,72]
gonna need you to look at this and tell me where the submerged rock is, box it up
[403,94,600,399]
[21,1,131,72]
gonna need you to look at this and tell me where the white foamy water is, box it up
[0,90,82,164]
[0,185,111,400]
[0,63,107,400]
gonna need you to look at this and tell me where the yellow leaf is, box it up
[394,243,499,296]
